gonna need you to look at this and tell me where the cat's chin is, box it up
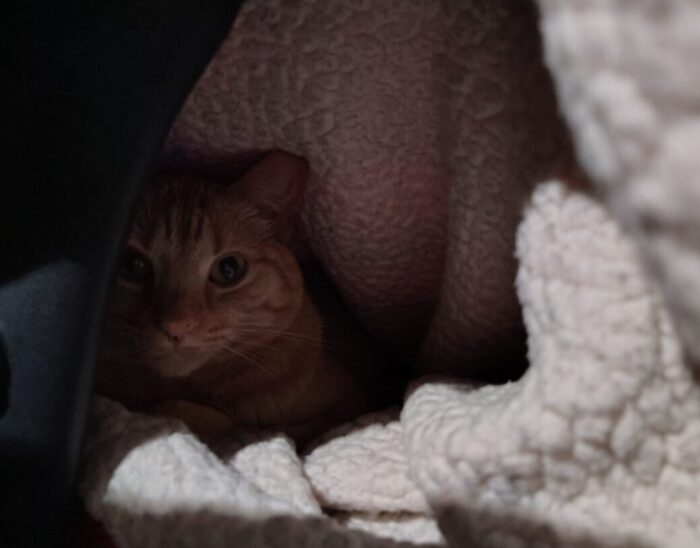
[152,350,209,379]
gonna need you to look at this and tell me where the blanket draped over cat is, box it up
[83,1,700,547]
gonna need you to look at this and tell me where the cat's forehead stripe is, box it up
[132,176,275,253]
[136,177,210,246]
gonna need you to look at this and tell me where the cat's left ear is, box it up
[232,150,308,240]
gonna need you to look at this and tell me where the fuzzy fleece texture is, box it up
[82,1,700,546]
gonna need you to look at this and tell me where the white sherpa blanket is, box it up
[81,1,700,547]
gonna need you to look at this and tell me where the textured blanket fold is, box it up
[82,1,700,546]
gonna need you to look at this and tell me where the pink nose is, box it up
[160,318,196,343]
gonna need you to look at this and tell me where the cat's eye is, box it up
[119,248,152,284]
[209,255,248,287]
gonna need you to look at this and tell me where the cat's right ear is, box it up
[231,151,308,240]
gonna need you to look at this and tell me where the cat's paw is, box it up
[147,399,234,438]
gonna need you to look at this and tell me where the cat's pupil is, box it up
[209,255,247,286]
[129,256,145,271]
[219,257,240,280]
[120,250,151,283]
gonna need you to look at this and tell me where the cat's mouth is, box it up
[151,347,211,378]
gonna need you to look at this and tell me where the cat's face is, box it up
[101,152,307,378]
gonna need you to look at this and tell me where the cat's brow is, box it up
[193,207,205,241]
[158,181,208,245]
[175,201,202,244]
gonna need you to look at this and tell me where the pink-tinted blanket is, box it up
[82,1,700,547]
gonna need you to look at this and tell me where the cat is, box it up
[96,151,389,444]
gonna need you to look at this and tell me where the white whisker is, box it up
[231,324,351,352]
[219,342,275,377]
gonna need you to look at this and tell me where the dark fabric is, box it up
[0,3,241,546]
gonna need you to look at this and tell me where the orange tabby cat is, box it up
[97,151,387,444]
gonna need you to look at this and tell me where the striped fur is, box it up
[97,152,387,444]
